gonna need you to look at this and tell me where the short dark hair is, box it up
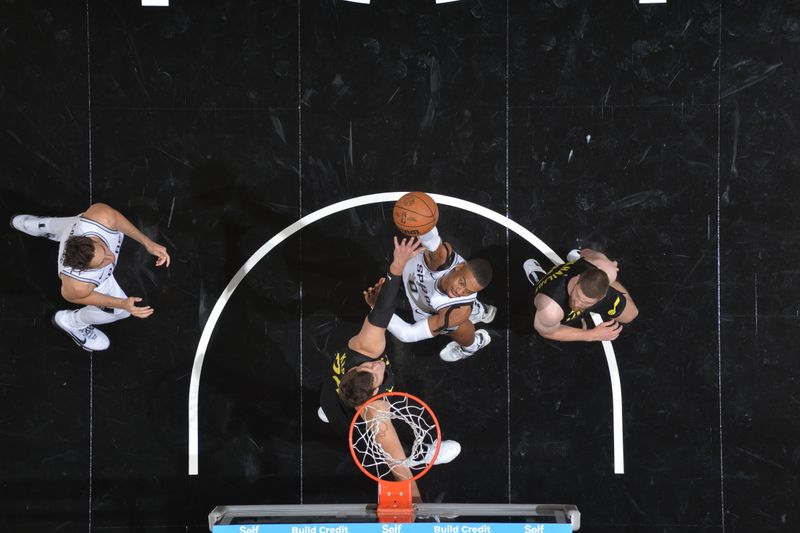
[63,236,96,270]
[338,369,376,409]
[578,268,609,299]
[466,258,493,289]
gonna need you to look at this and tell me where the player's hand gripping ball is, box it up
[393,191,439,236]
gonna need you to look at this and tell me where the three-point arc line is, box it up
[187,192,625,475]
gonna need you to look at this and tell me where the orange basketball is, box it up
[393,192,439,236]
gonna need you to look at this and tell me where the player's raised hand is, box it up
[122,296,154,319]
[389,236,424,275]
[363,277,385,308]
[146,241,171,268]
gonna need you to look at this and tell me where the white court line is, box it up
[589,313,625,474]
[188,192,624,475]
[85,2,94,529]
[716,4,726,529]
[142,0,169,6]
[297,0,304,504]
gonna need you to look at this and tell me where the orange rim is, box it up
[348,391,442,484]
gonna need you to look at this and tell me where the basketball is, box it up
[393,192,439,236]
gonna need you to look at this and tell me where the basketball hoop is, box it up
[349,392,442,522]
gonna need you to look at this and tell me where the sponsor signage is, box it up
[213,524,572,533]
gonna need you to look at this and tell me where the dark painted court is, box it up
[1,1,798,531]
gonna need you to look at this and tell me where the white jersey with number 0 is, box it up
[402,250,477,321]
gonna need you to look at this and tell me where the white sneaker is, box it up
[439,329,491,362]
[523,258,546,286]
[566,249,581,262]
[470,301,497,325]
[10,214,59,241]
[408,439,461,468]
[317,407,329,423]
[432,439,461,465]
[52,311,110,351]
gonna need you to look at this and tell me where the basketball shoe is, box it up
[469,301,497,325]
[408,439,462,467]
[10,214,59,241]
[439,329,491,362]
[52,311,110,351]
[523,258,547,285]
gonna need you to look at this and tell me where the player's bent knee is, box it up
[625,306,639,323]
[616,303,638,324]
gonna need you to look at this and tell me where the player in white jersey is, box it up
[367,225,495,362]
[10,203,170,351]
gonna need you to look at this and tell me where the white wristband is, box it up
[418,227,442,252]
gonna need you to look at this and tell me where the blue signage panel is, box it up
[213,523,572,533]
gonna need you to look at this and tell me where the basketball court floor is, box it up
[1,1,798,531]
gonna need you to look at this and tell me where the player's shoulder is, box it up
[534,292,562,316]
[82,203,117,229]
[59,273,95,298]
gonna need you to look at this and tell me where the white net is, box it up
[351,394,440,480]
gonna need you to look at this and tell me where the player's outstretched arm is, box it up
[538,320,623,342]
[427,305,471,336]
[387,315,435,343]
[386,304,471,343]
[350,237,424,356]
[363,236,424,308]
[60,277,154,318]
[83,203,171,268]
[388,236,424,275]
[363,277,385,309]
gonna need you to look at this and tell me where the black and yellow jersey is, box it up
[330,350,394,396]
[534,258,627,326]
[319,349,395,437]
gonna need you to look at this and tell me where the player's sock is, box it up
[418,226,442,252]
[461,334,480,353]
[367,272,402,328]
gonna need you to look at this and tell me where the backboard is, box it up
[208,503,581,532]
